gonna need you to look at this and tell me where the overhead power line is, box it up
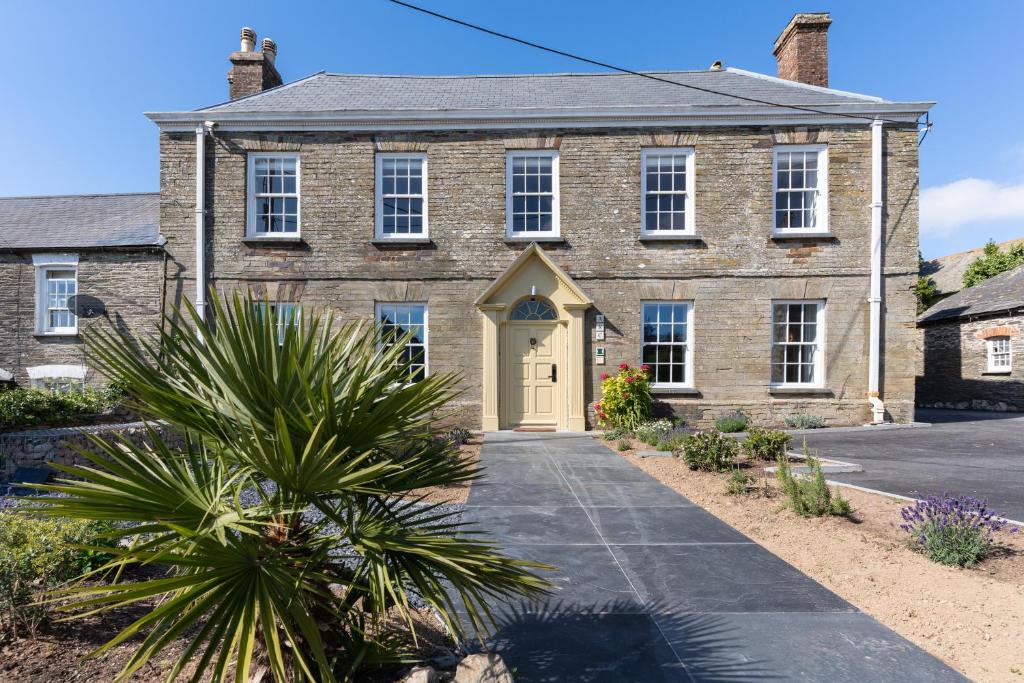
[387,0,931,133]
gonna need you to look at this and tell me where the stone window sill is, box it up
[651,387,702,397]
[34,332,79,339]
[981,370,1013,376]
[768,386,833,396]
[503,236,565,245]
[770,232,836,241]
[371,238,433,247]
[242,236,304,246]
[639,233,705,244]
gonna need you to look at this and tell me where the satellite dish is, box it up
[67,294,106,318]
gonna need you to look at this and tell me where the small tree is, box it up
[962,240,1024,288]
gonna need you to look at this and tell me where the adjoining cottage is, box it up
[0,193,164,389]
[917,265,1024,411]
[145,12,933,430]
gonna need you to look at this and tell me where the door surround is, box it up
[474,243,593,431]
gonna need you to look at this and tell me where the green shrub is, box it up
[603,427,627,441]
[775,453,851,517]
[594,364,652,432]
[0,512,118,638]
[0,386,123,430]
[681,431,738,472]
[633,419,674,446]
[715,411,749,433]
[441,427,472,446]
[617,440,632,452]
[726,469,755,495]
[962,240,1024,288]
[784,413,827,430]
[656,425,690,453]
[743,427,792,461]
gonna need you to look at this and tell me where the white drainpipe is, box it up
[868,119,885,423]
[194,124,207,322]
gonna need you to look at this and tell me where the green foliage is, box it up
[617,440,632,452]
[440,427,472,447]
[962,240,1024,288]
[681,431,738,472]
[24,293,550,683]
[602,427,627,441]
[0,385,123,430]
[784,413,827,430]
[726,469,755,495]
[917,520,991,567]
[633,419,674,446]
[0,512,117,639]
[714,411,749,433]
[743,427,792,461]
[594,364,652,432]
[915,275,939,313]
[775,450,851,517]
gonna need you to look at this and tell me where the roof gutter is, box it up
[867,119,886,424]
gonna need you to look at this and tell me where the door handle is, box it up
[551,364,557,382]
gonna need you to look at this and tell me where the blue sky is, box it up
[3,0,1023,259]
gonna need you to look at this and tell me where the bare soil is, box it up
[603,436,1024,683]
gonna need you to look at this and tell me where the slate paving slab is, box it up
[461,432,967,682]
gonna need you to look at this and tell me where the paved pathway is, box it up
[463,432,965,682]
[802,409,1024,521]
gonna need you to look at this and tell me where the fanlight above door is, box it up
[509,298,557,321]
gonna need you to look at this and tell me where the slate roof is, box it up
[195,67,905,115]
[918,264,1024,324]
[0,193,161,250]
[921,236,1024,296]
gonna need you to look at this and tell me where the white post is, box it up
[194,125,206,323]
[868,119,885,423]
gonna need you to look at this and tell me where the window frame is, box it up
[772,144,829,235]
[639,300,695,390]
[375,302,429,383]
[640,147,696,236]
[32,254,79,336]
[375,152,429,240]
[769,299,826,389]
[255,302,301,346]
[505,150,560,238]
[986,336,1013,373]
[246,152,301,238]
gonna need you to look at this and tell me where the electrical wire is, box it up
[387,0,930,133]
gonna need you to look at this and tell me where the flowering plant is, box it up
[900,494,1018,567]
[594,363,652,431]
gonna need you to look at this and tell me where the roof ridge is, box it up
[318,69,718,79]
[929,236,1024,263]
[0,191,158,200]
[724,67,888,103]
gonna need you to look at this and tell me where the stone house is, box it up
[917,265,1024,411]
[0,193,164,389]
[147,13,932,430]
[921,236,1024,303]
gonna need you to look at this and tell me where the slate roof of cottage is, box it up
[918,264,1024,324]
[0,193,161,250]
[921,236,1024,296]
[191,67,923,115]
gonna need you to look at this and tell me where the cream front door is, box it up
[506,323,560,427]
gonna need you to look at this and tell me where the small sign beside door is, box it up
[595,346,606,365]
[594,314,605,341]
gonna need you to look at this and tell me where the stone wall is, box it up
[917,314,1023,411]
[158,125,921,427]
[0,421,181,480]
[0,250,165,387]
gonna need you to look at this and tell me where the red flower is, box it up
[594,403,602,410]
[624,376,635,384]
[640,364,651,373]
[599,372,610,380]
[619,362,630,370]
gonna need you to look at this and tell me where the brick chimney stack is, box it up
[227,27,283,100]
[773,13,832,88]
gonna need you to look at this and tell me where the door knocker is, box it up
[529,337,537,349]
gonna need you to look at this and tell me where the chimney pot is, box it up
[240,27,257,53]
[773,12,832,88]
[709,60,723,71]
[261,38,277,63]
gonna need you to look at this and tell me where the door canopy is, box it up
[475,242,593,314]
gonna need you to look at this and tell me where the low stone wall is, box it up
[0,421,179,480]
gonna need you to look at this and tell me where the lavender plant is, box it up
[900,494,1018,567]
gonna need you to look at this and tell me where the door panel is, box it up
[507,323,559,426]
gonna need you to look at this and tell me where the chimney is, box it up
[227,27,283,100]
[773,13,832,88]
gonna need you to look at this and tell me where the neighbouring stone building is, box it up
[921,236,1024,303]
[0,193,164,388]
[144,12,931,430]
[917,265,1024,411]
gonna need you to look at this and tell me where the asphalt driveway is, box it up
[461,431,964,682]
[800,409,1024,522]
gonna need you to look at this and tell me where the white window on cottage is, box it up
[32,254,79,335]
[28,364,87,392]
[247,153,300,236]
[376,303,428,383]
[641,302,693,388]
[987,336,1012,373]
[641,148,695,235]
[506,151,559,237]
[255,302,300,346]
[773,145,828,233]
[771,301,825,387]
[376,153,427,239]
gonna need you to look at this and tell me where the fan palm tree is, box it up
[26,293,549,682]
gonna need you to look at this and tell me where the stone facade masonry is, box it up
[159,125,921,428]
[0,250,165,387]
[917,314,1023,411]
